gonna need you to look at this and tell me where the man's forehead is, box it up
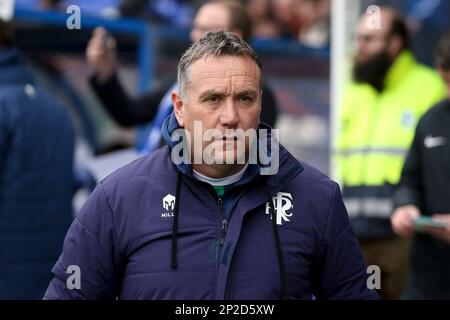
[189,56,261,81]
[192,55,259,70]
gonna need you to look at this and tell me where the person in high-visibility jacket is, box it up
[335,7,446,300]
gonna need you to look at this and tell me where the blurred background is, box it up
[1,0,450,300]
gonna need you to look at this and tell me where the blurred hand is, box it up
[86,27,117,83]
[426,214,450,244]
[391,205,421,238]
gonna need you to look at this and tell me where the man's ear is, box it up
[172,91,185,127]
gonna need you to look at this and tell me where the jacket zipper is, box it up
[213,196,227,299]
[217,198,228,246]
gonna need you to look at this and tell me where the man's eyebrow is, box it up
[235,90,258,97]
[198,90,225,100]
[198,89,259,100]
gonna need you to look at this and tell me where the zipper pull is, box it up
[220,219,228,246]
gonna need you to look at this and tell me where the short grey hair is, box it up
[177,30,263,99]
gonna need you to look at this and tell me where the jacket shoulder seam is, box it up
[100,182,122,251]
[319,182,349,245]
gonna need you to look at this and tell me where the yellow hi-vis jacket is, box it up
[335,51,446,238]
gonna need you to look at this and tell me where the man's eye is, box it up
[239,96,253,102]
[206,96,221,102]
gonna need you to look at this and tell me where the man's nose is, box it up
[220,98,239,127]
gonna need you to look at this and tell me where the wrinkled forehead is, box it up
[189,55,262,89]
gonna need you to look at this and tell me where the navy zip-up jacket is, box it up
[44,113,378,300]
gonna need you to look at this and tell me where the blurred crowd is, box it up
[16,0,331,47]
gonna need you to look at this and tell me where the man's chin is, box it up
[201,140,245,162]
[208,151,247,165]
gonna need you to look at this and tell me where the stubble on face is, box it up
[177,55,262,178]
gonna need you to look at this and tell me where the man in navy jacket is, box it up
[44,31,378,300]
